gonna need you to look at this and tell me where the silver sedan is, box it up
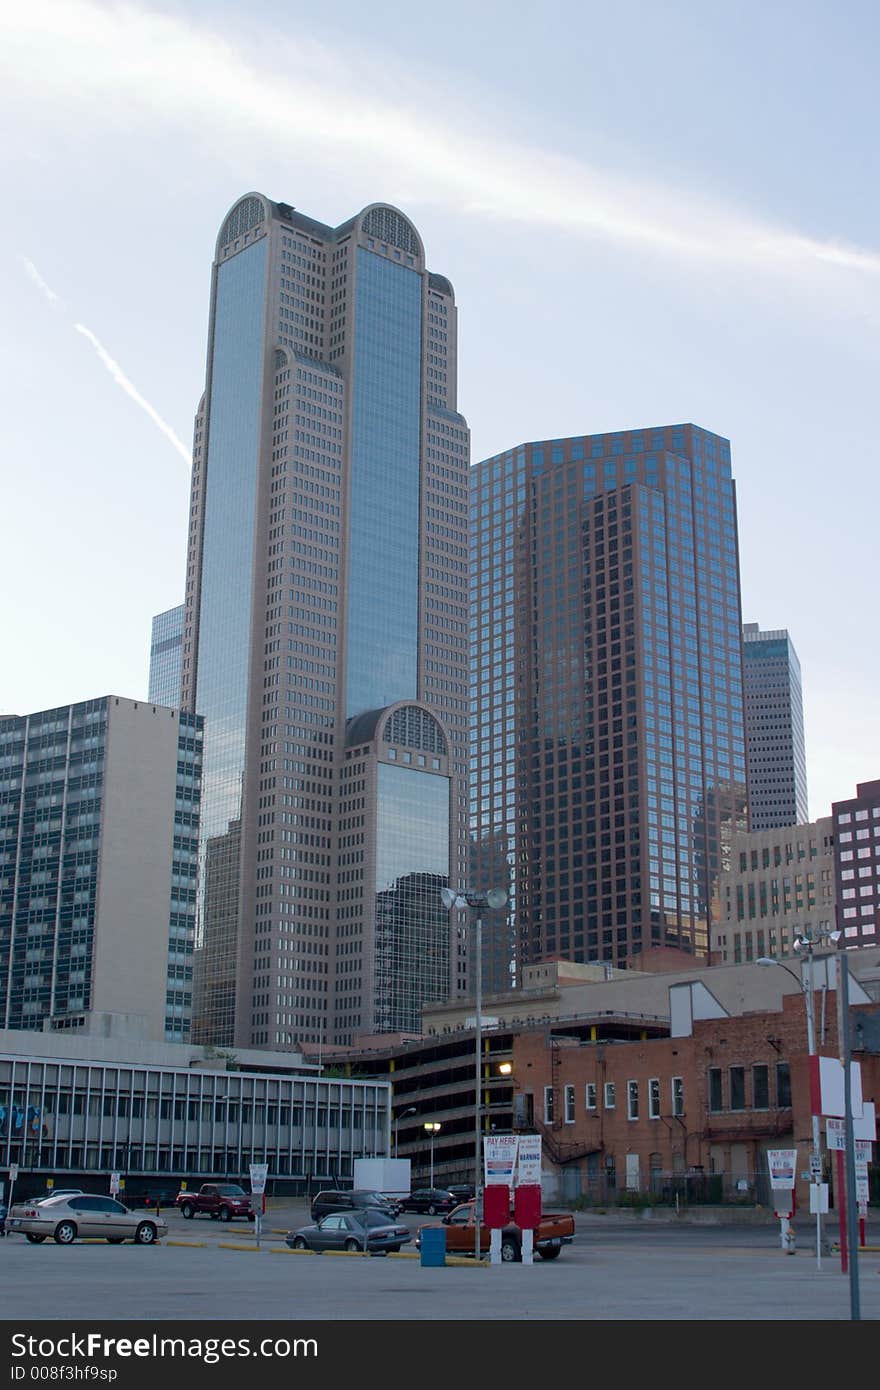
[6,1193,167,1245]
[286,1208,412,1254]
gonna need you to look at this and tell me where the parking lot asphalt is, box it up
[1,1201,878,1322]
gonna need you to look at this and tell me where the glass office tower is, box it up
[183,195,469,1049]
[742,623,808,831]
[471,424,747,977]
[148,605,184,708]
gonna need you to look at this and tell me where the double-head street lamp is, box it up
[758,928,841,1267]
[424,1122,441,1188]
[440,884,508,1261]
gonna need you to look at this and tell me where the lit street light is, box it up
[424,1122,441,1188]
[440,884,508,1261]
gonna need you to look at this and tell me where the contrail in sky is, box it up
[22,257,60,305]
[74,324,192,465]
[20,255,191,465]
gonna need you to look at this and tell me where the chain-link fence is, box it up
[545,1162,880,1209]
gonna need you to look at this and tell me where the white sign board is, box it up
[812,1056,863,1118]
[827,1110,876,1151]
[483,1134,518,1185]
[109,1172,120,1195]
[809,1183,829,1214]
[9,1164,19,1182]
[249,1163,269,1195]
[767,1149,798,1189]
[516,1135,542,1185]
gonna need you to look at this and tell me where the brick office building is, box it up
[508,978,880,1210]
[316,951,880,1207]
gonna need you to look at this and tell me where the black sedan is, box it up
[446,1184,476,1203]
[399,1187,459,1215]
[286,1208,412,1255]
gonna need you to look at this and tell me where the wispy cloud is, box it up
[3,0,880,284]
[74,324,192,464]
[21,255,191,465]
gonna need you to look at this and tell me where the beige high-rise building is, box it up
[711,817,836,963]
[182,195,469,1051]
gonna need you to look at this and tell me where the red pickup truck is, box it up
[174,1183,254,1222]
[417,1200,575,1262]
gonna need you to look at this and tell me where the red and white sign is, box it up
[826,1105,876,1150]
[249,1163,269,1195]
[484,1134,518,1185]
[767,1149,798,1189]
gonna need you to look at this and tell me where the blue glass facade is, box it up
[374,762,450,1033]
[742,624,808,830]
[345,249,422,717]
[194,240,267,1038]
[149,604,184,707]
[197,241,267,849]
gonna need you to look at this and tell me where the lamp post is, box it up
[394,1105,417,1154]
[424,1123,441,1188]
[758,927,841,1269]
[836,949,861,1320]
[441,884,508,1262]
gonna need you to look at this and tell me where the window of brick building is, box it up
[729,1066,746,1110]
[627,1080,639,1120]
[672,1077,684,1117]
[648,1077,660,1119]
[564,1084,576,1123]
[708,1067,723,1112]
[543,1086,555,1124]
[776,1062,792,1108]
[753,1064,769,1109]
[604,1082,616,1110]
[585,1083,597,1111]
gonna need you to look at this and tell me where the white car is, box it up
[7,1193,167,1245]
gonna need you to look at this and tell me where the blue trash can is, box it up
[420,1226,446,1267]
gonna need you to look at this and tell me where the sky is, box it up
[1,0,878,823]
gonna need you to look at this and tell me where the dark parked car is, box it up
[287,1209,412,1255]
[310,1189,401,1222]
[400,1187,459,1215]
[446,1184,476,1203]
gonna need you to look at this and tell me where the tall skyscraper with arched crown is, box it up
[182,195,470,1050]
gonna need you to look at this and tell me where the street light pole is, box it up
[758,928,841,1269]
[395,1106,416,1154]
[424,1123,440,1188]
[474,908,482,1263]
[837,950,861,1321]
[440,883,507,1265]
